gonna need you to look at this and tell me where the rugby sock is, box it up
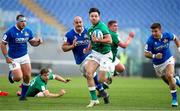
[20,82,29,98]
[171,90,177,100]
[88,87,97,100]
[174,76,180,86]
[93,73,104,91]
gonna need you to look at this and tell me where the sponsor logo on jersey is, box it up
[15,37,29,43]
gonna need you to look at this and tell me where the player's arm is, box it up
[29,37,42,47]
[42,89,66,98]
[62,37,77,52]
[144,44,162,59]
[117,32,135,48]
[83,42,92,54]
[92,34,112,44]
[54,75,71,83]
[1,39,13,63]
[173,35,180,53]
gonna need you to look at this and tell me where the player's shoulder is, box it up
[5,26,16,34]
[162,32,175,38]
[146,35,154,44]
[98,21,108,28]
[24,27,33,33]
[65,29,74,37]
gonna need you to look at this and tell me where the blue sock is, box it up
[20,83,29,98]
[171,90,177,100]
[93,72,104,91]
[174,76,180,86]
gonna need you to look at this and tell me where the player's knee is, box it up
[86,72,94,80]
[13,76,22,82]
[166,73,174,80]
[98,77,106,83]
[115,65,125,73]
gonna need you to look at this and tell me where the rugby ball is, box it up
[93,29,103,39]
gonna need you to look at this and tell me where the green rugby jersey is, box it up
[26,72,55,97]
[109,30,120,62]
[88,21,111,54]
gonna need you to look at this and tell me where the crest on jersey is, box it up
[163,39,168,43]
[155,42,157,45]
[84,34,88,39]
[24,32,29,36]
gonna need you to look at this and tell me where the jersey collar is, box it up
[73,27,84,36]
[15,25,24,32]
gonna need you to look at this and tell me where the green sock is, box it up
[89,87,97,100]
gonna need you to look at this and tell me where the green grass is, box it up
[0,75,180,110]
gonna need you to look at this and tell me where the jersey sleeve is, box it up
[64,32,72,44]
[100,25,110,35]
[167,33,175,41]
[48,72,55,80]
[144,39,153,52]
[38,83,47,92]
[28,29,34,41]
[113,34,120,44]
[2,31,10,43]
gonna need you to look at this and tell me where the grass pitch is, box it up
[0,75,180,110]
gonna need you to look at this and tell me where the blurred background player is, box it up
[144,23,180,107]
[1,14,42,100]
[107,20,134,77]
[83,7,112,107]
[61,16,109,105]
[17,68,70,97]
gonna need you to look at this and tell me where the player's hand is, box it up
[129,32,135,38]
[65,78,71,83]
[59,89,66,96]
[83,48,90,54]
[155,53,163,59]
[72,37,77,48]
[6,57,13,63]
[37,37,43,44]
[92,34,99,42]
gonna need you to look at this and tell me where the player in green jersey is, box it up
[83,7,112,107]
[17,68,70,98]
[108,20,134,76]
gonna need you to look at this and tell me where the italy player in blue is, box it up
[144,23,180,107]
[61,16,109,107]
[1,14,42,100]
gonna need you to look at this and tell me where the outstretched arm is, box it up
[54,75,71,83]
[42,89,66,98]
[117,32,134,48]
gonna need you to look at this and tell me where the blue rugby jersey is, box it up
[145,32,175,65]
[64,28,91,64]
[2,25,34,58]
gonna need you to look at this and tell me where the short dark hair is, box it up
[40,68,49,75]
[16,14,25,21]
[89,7,100,15]
[108,20,117,27]
[150,23,161,29]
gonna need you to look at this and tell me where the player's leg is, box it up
[165,64,178,107]
[8,62,23,83]
[115,63,125,73]
[114,57,125,76]
[19,63,31,100]
[84,60,100,107]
